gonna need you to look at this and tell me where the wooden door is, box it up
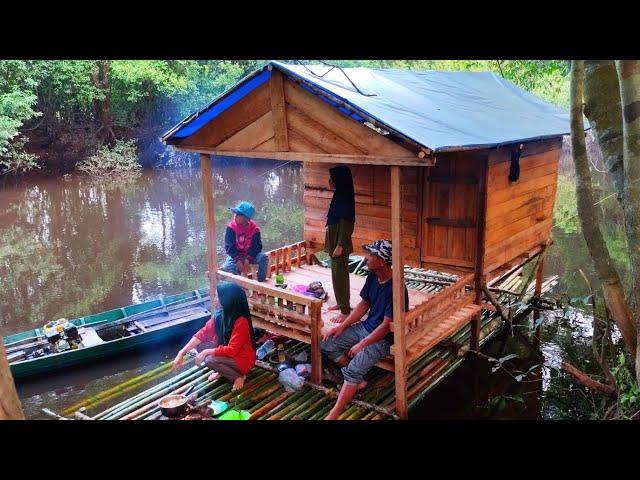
[421,153,478,269]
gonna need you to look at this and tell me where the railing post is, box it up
[310,302,322,384]
[391,166,408,419]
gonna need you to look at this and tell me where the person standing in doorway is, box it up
[325,166,356,323]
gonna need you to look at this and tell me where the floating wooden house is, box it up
[161,61,572,419]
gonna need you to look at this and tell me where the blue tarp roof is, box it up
[163,61,580,152]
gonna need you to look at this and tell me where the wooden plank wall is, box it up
[303,163,422,266]
[483,142,561,273]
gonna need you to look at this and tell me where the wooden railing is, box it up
[266,241,312,278]
[392,273,475,351]
[215,269,323,383]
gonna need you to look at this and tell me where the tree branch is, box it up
[561,362,617,397]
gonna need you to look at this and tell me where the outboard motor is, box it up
[41,318,84,353]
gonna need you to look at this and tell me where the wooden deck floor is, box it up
[261,264,433,327]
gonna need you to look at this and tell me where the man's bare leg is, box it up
[325,382,359,420]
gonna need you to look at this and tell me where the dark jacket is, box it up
[224,220,263,261]
[326,166,355,226]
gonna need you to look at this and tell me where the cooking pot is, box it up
[158,382,198,418]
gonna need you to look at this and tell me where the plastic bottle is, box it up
[277,343,286,363]
[256,339,275,360]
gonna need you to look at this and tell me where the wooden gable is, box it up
[175,71,425,165]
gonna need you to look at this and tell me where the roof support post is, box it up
[391,165,408,419]
[200,153,219,303]
[472,155,489,351]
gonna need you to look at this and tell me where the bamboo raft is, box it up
[56,265,556,421]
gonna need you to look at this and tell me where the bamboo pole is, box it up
[296,396,333,420]
[250,391,292,419]
[94,365,202,418]
[103,368,209,420]
[218,370,273,402]
[41,408,69,420]
[258,388,309,419]
[281,391,325,420]
[136,376,234,420]
[64,359,179,416]
[93,364,204,419]
[200,153,219,302]
[481,285,511,324]
[247,387,286,413]
[268,389,317,420]
[0,337,25,419]
[391,165,408,419]
[117,371,212,420]
[516,244,548,304]
[234,382,281,411]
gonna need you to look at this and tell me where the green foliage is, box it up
[29,60,102,127]
[553,174,580,233]
[255,199,305,249]
[479,394,526,416]
[0,134,39,175]
[611,352,640,418]
[76,138,141,177]
[0,62,40,172]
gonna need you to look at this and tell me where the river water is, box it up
[0,156,624,419]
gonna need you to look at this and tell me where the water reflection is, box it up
[0,157,304,337]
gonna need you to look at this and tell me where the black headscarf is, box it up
[214,282,257,350]
[326,166,355,226]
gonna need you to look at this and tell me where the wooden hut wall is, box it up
[483,139,562,273]
[303,163,422,265]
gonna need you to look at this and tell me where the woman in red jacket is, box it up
[173,282,256,390]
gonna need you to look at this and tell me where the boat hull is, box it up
[10,311,210,378]
[5,288,211,379]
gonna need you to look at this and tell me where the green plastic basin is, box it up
[218,409,250,420]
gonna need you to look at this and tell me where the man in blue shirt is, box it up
[321,239,409,420]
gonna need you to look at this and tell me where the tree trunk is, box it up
[570,60,637,357]
[0,338,25,419]
[616,60,640,382]
[97,60,115,144]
